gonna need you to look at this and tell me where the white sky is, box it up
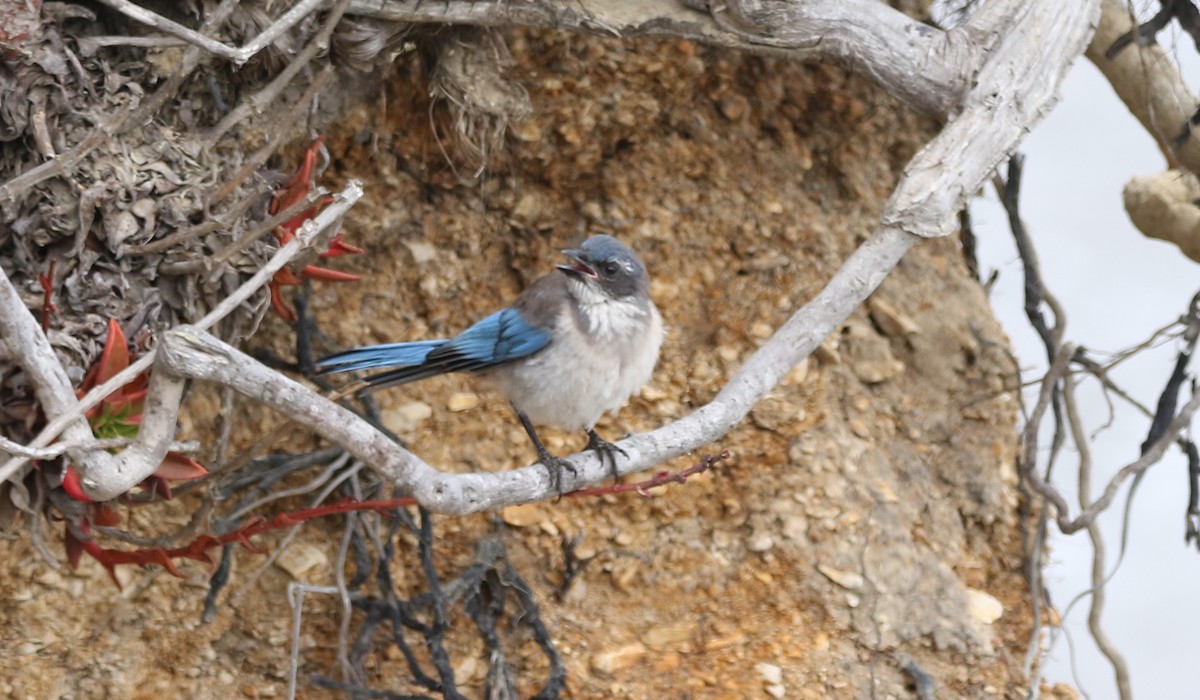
[970,27,1200,700]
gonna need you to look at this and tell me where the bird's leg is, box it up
[586,429,628,481]
[513,406,576,494]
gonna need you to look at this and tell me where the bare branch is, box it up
[1123,169,1200,264]
[1064,372,1133,699]
[3,0,1099,517]
[0,0,242,204]
[205,0,353,145]
[884,1,1101,238]
[348,0,978,116]
[94,0,330,66]
[27,0,1093,514]
[152,221,913,514]
[1088,0,1200,172]
[0,436,198,461]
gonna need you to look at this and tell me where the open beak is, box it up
[557,248,597,279]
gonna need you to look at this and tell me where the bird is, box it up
[316,235,664,492]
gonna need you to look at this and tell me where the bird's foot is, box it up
[539,453,577,495]
[586,429,628,481]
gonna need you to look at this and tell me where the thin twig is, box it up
[210,66,334,204]
[206,0,354,145]
[1020,344,1077,522]
[1064,372,1132,699]
[0,0,242,204]
[0,435,199,461]
[124,182,270,256]
[156,190,328,276]
[94,0,330,66]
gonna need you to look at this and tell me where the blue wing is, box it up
[317,307,551,390]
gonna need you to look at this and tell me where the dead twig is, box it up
[205,0,354,145]
[0,0,242,204]
[210,66,335,204]
[94,0,329,66]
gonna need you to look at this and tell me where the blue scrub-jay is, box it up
[317,235,664,491]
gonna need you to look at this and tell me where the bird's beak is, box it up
[557,249,597,279]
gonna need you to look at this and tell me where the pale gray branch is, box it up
[0,435,198,461]
[95,0,329,66]
[156,227,916,515]
[348,0,978,116]
[1065,372,1133,700]
[884,0,1101,237]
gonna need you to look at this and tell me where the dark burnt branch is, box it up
[1186,439,1200,545]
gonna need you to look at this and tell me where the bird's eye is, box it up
[602,262,619,276]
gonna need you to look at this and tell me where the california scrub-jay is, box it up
[317,235,664,491]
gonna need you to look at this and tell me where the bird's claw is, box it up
[587,430,627,481]
[541,455,577,496]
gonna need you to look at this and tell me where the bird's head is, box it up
[557,235,649,301]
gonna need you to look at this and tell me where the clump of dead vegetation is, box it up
[0,2,543,695]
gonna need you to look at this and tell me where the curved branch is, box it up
[1123,169,1200,264]
[884,0,1100,237]
[1087,0,1200,173]
[155,226,916,514]
[348,0,980,116]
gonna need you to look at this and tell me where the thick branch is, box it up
[4,0,1099,515]
[884,0,1100,237]
[1123,169,1200,264]
[1088,0,1200,172]
[347,0,978,116]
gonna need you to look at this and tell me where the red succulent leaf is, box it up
[64,527,84,570]
[92,504,121,527]
[154,452,208,481]
[270,135,325,216]
[269,275,300,322]
[38,260,57,332]
[272,223,296,245]
[61,467,94,503]
[300,265,361,282]
[320,233,364,258]
[263,136,362,321]
[273,267,304,286]
[83,318,130,394]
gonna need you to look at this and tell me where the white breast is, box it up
[491,294,664,431]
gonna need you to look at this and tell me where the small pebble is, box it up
[591,643,646,674]
[447,392,480,412]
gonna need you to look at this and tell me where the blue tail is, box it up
[317,307,552,391]
[317,340,450,388]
